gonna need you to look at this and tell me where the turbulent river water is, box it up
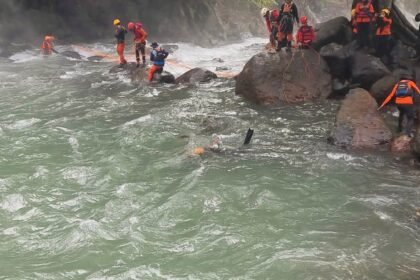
[0,38,420,279]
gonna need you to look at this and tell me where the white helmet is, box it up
[261,8,269,17]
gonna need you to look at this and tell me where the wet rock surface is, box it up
[175,68,218,84]
[235,50,332,105]
[329,88,392,149]
[110,63,175,85]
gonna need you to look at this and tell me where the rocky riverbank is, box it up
[235,14,420,162]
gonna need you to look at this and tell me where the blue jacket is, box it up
[150,48,169,67]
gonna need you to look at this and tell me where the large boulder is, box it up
[351,52,390,89]
[175,68,217,84]
[235,50,332,105]
[370,68,414,103]
[320,41,358,80]
[329,88,393,149]
[110,63,175,85]
[312,17,353,51]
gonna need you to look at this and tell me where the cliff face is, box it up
[0,0,263,48]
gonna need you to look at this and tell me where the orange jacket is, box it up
[134,27,148,43]
[41,40,52,55]
[379,80,420,109]
[355,3,375,23]
[376,16,392,36]
[296,25,315,45]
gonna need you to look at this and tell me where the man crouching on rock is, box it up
[148,42,169,82]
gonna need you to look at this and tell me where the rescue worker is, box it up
[128,21,148,67]
[261,8,280,48]
[41,35,58,55]
[354,0,375,49]
[114,19,127,66]
[296,16,315,49]
[375,8,392,63]
[378,75,420,137]
[277,0,299,52]
[351,9,358,39]
[148,42,169,82]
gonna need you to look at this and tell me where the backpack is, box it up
[396,81,412,97]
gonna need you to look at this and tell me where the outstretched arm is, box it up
[378,84,398,110]
[410,81,420,94]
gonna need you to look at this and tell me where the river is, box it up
[0,38,419,279]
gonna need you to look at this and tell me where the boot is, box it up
[136,59,140,68]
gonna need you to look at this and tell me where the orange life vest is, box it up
[355,3,374,23]
[376,16,392,36]
[297,25,315,45]
[395,80,415,105]
[41,41,52,55]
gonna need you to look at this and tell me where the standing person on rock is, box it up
[296,16,315,49]
[41,35,58,55]
[354,0,375,50]
[261,8,280,49]
[277,0,299,52]
[148,42,169,82]
[114,19,127,67]
[375,8,392,64]
[378,74,420,137]
[128,22,148,67]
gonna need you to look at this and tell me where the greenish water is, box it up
[0,42,419,280]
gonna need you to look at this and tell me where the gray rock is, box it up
[175,68,217,84]
[235,49,332,105]
[312,17,353,51]
[110,63,175,85]
[329,88,392,149]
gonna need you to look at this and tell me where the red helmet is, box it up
[127,22,135,31]
[300,16,308,24]
[136,22,143,28]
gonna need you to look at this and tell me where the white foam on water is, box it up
[326,152,356,162]
[122,114,153,127]
[79,219,116,241]
[68,136,80,154]
[3,227,18,236]
[62,166,95,185]
[0,194,26,212]
[31,166,49,179]
[4,118,41,130]
[9,50,42,63]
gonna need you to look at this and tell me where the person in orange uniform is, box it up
[261,8,280,48]
[296,16,315,49]
[41,35,58,55]
[375,9,392,62]
[354,0,375,49]
[378,75,420,137]
[148,42,169,82]
[128,21,148,67]
[114,19,127,66]
[277,0,299,52]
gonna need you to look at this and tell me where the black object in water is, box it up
[243,128,254,145]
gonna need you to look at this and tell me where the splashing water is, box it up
[0,38,420,280]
